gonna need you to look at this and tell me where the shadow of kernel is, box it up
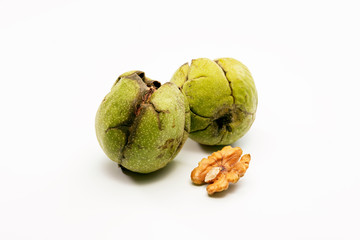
[103,158,179,185]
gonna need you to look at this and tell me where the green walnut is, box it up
[170,58,257,145]
[95,71,190,173]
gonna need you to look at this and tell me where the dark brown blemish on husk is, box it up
[156,152,165,159]
[169,135,187,159]
[237,106,255,116]
[151,104,163,131]
[191,75,207,81]
[105,124,131,134]
[158,138,175,150]
[135,87,156,116]
[137,71,145,81]
[214,112,233,132]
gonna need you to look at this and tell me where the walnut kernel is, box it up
[191,146,251,195]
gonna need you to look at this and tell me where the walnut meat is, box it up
[191,146,251,195]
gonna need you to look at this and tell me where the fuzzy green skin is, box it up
[95,71,189,173]
[170,58,258,145]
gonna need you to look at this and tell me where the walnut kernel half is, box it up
[191,146,251,195]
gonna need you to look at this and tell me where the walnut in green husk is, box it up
[171,58,257,145]
[96,71,190,173]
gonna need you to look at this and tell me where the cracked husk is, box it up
[95,71,190,173]
[170,58,258,145]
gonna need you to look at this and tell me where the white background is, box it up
[1,0,359,239]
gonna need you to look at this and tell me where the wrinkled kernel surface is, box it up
[191,146,251,195]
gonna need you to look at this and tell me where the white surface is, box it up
[1,0,359,239]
